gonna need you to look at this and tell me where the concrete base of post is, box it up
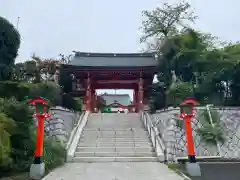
[29,162,45,180]
[185,162,201,177]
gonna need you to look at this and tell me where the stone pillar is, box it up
[85,73,92,112]
[138,77,144,112]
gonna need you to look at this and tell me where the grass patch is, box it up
[168,163,191,180]
[0,172,29,180]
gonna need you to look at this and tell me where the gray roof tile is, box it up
[70,52,157,67]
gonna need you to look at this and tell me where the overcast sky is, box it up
[1,0,239,96]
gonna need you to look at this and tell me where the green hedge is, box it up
[0,98,65,177]
[0,81,34,101]
[0,81,61,106]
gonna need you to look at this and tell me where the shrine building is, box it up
[59,52,157,112]
[100,94,134,113]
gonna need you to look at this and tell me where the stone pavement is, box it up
[189,162,240,180]
[42,162,185,180]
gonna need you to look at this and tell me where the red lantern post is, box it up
[179,98,201,177]
[179,98,198,163]
[28,97,51,179]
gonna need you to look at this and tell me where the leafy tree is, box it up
[141,1,199,106]
[59,53,73,64]
[149,82,166,113]
[13,62,25,81]
[29,82,62,106]
[61,93,76,110]
[0,98,35,173]
[141,1,240,107]
[141,1,197,42]
[0,16,21,80]
[167,81,194,107]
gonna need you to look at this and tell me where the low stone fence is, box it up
[150,107,240,161]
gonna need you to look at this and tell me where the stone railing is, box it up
[150,106,240,161]
[67,111,90,162]
[140,111,167,162]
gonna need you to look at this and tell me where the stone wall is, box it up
[43,106,81,145]
[150,107,240,161]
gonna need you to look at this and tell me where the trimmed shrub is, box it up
[0,81,62,106]
[43,137,66,172]
[0,113,16,167]
[0,81,34,100]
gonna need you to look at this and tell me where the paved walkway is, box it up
[42,162,185,180]
[189,162,240,180]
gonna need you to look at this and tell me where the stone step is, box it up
[83,129,147,131]
[81,132,148,135]
[82,131,148,134]
[81,133,149,136]
[86,122,142,123]
[72,156,158,162]
[81,133,148,138]
[78,142,152,146]
[80,136,149,139]
[76,147,154,152]
[87,123,142,124]
[78,144,153,148]
[80,138,150,142]
[86,125,142,126]
[79,141,150,144]
[85,125,144,127]
[86,122,143,124]
[79,142,150,146]
[81,134,149,137]
[75,151,156,157]
[84,134,148,137]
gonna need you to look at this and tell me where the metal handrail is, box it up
[141,111,167,162]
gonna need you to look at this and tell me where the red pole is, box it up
[184,115,196,162]
[34,115,45,164]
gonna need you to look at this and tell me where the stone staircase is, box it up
[73,113,157,162]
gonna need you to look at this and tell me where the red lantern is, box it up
[179,98,199,163]
[28,97,51,164]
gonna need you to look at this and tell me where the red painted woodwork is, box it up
[135,88,139,112]
[96,80,139,84]
[138,78,144,111]
[91,90,97,112]
[61,64,155,112]
[35,115,45,157]
[85,74,92,111]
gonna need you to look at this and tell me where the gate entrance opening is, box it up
[98,92,133,113]
[59,52,157,112]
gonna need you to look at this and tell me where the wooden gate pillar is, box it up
[138,77,144,112]
[92,89,97,112]
[85,73,92,112]
[133,88,138,112]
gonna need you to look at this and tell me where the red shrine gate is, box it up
[59,52,157,112]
